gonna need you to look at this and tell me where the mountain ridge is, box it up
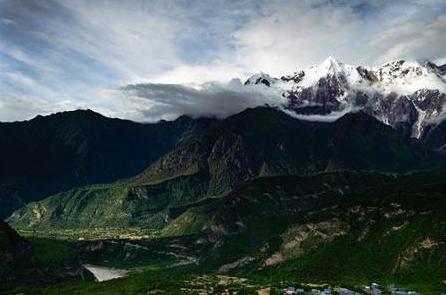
[0,109,217,218]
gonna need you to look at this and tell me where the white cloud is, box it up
[47,0,185,83]
[146,0,446,84]
[0,94,85,122]
[284,106,361,123]
[369,14,446,64]
[230,0,363,76]
[5,71,37,88]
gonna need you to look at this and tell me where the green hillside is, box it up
[161,170,446,292]
[3,170,446,294]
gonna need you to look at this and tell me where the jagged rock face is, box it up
[287,74,346,114]
[245,58,446,138]
[440,64,446,77]
[376,94,418,138]
[409,89,446,138]
[427,61,446,78]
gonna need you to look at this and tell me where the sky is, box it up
[1,0,446,122]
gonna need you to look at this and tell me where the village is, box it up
[284,283,419,295]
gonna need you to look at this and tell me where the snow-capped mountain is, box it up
[244,57,446,139]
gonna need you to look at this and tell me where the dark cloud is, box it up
[121,80,285,121]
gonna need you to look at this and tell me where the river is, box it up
[83,264,129,282]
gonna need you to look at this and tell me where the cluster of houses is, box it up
[364,283,383,295]
[335,288,362,295]
[364,283,417,295]
[284,283,419,295]
[386,284,417,295]
[285,287,305,294]
[285,286,359,295]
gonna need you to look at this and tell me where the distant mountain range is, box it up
[245,58,446,140]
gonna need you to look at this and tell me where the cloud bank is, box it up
[121,79,286,121]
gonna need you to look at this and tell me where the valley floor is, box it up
[4,171,446,294]
[2,235,444,295]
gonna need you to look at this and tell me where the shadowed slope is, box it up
[0,110,216,218]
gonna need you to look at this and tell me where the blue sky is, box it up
[1,0,446,121]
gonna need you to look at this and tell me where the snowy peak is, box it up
[244,72,276,87]
[246,58,369,95]
[306,56,347,75]
[374,60,446,95]
[282,57,364,88]
[245,58,445,93]
[319,56,343,72]
[244,58,446,139]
